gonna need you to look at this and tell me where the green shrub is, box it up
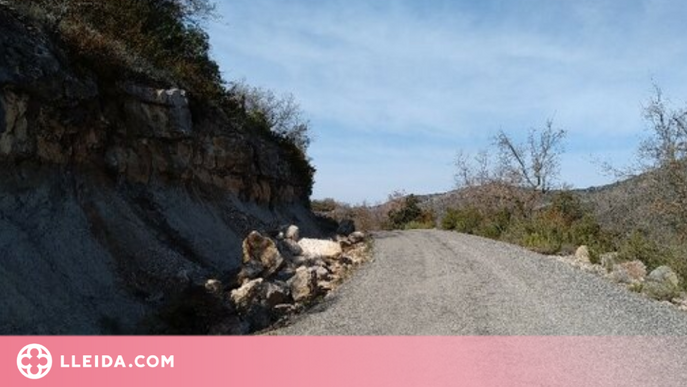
[478,208,512,238]
[386,195,434,230]
[587,245,601,265]
[508,215,565,254]
[618,231,678,271]
[441,191,613,258]
[388,194,422,228]
[617,230,664,265]
[617,230,687,289]
[664,254,687,290]
[569,214,601,245]
[441,207,483,234]
[523,231,563,254]
[441,209,459,230]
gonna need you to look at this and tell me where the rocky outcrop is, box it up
[231,279,265,311]
[0,6,310,204]
[0,5,319,334]
[284,225,300,241]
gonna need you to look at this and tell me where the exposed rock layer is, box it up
[0,5,317,334]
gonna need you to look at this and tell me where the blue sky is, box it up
[207,0,687,204]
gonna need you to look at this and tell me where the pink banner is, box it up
[2,337,686,386]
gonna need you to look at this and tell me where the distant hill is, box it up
[412,172,667,238]
[572,172,669,237]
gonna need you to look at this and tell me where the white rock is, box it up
[285,225,300,241]
[298,238,343,259]
[204,279,222,294]
[575,245,591,264]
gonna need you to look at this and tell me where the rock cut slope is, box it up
[0,5,318,334]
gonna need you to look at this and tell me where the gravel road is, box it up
[275,229,687,335]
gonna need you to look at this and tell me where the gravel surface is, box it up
[275,229,687,335]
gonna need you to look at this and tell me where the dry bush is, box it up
[229,81,311,154]
[311,198,389,232]
[19,0,223,98]
[350,204,389,232]
[637,86,687,240]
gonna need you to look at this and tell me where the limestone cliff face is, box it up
[0,6,309,205]
[0,5,318,334]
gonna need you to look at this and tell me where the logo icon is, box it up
[17,344,52,380]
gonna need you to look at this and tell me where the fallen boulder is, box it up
[288,266,317,302]
[279,238,304,258]
[285,225,300,241]
[237,260,265,285]
[263,281,291,308]
[313,265,330,282]
[298,238,343,259]
[642,266,680,300]
[243,231,284,276]
[575,245,591,264]
[230,278,264,312]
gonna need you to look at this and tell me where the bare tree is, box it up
[635,85,687,239]
[456,120,566,193]
[230,81,312,153]
[494,119,566,194]
[454,150,494,188]
[453,120,566,218]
